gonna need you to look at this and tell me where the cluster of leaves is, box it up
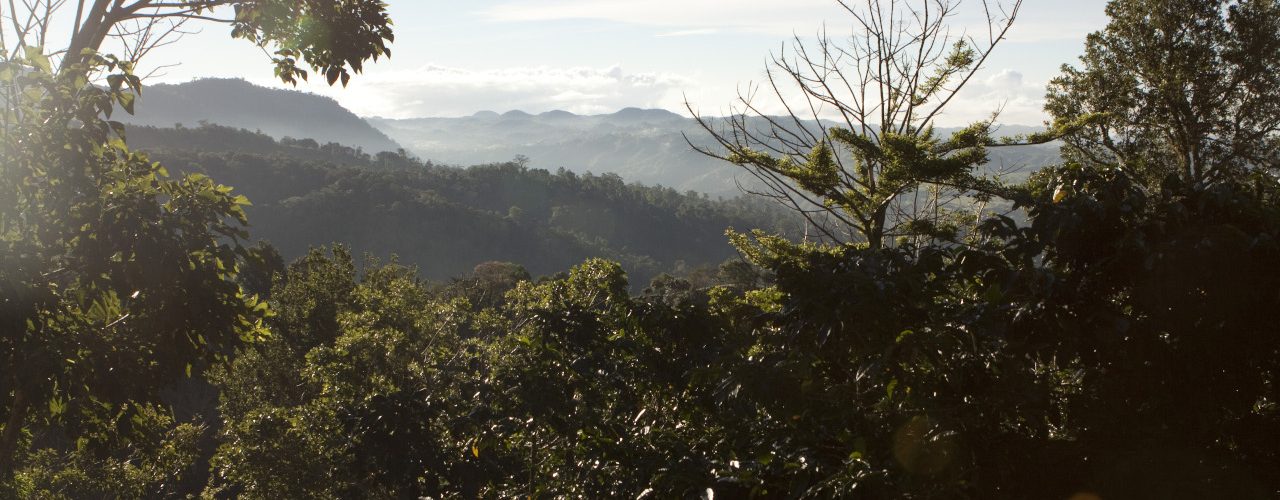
[237,0,395,86]
[1,0,396,492]
[0,49,268,487]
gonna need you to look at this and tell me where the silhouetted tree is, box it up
[1046,0,1280,186]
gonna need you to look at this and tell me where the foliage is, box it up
[1,0,395,484]
[0,49,268,475]
[19,0,394,88]
[197,163,1280,497]
[226,0,395,86]
[5,405,206,499]
[1046,0,1280,185]
[206,250,724,497]
[986,165,1280,497]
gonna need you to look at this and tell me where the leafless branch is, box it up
[687,0,1025,248]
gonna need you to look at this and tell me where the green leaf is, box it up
[118,92,136,114]
[24,46,50,73]
[982,283,1003,303]
[49,397,66,416]
[106,74,125,91]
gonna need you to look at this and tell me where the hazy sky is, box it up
[137,0,1110,125]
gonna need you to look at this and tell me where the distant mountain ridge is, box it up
[370,109,1060,197]
[121,78,402,154]
[369,108,744,196]
[126,79,1062,197]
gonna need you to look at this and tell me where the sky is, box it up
[132,0,1110,126]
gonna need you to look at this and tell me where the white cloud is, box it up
[655,28,721,38]
[262,61,1049,126]
[682,67,1050,127]
[479,0,836,35]
[478,0,1083,40]
[937,69,1050,126]
[284,64,695,118]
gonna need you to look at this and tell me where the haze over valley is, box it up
[126,78,1063,197]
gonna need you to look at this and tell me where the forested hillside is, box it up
[120,78,402,154]
[129,124,802,284]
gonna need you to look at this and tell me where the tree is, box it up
[973,162,1280,497]
[691,0,1058,248]
[207,249,484,498]
[1046,0,1280,186]
[450,261,531,308]
[0,0,394,479]
[1,0,392,86]
[684,1,1280,495]
[0,51,271,476]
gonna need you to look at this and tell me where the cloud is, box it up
[479,0,836,35]
[291,64,1051,126]
[720,67,1051,126]
[655,28,720,38]
[479,0,1108,45]
[287,64,695,118]
[681,67,1050,127]
[478,0,1084,40]
[937,69,1050,126]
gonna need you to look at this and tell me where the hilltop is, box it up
[120,78,402,154]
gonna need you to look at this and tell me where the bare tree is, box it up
[690,0,1057,249]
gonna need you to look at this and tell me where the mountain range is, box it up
[125,79,1063,197]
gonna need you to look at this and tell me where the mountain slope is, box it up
[129,124,802,285]
[123,78,401,154]
[370,112,1062,197]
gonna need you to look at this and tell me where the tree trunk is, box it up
[0,387,29,476]
[60,0,114,73]
[867,203,889,250]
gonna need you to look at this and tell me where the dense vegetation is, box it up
[127,123,802,284]
[2,0,1279,498]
